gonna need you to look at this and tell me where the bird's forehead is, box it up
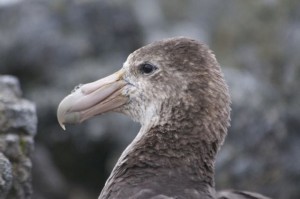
[123,50,168,69]
[122,37,209,73]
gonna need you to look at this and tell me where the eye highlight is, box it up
[139,63,157,75]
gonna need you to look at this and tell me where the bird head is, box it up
[57,37,230,144]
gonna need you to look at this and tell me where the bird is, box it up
[57,37,271,199]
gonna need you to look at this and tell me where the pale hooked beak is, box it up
[57,69,128,130]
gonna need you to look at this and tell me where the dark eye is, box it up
[139,63,157,75]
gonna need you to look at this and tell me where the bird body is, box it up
[57,37,271,199]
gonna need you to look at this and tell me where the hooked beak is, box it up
[57,69,128,130]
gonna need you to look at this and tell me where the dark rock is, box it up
[0,75,37,199]
[0,76,37,136]
[0,152,12,199]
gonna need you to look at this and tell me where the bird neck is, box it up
[112,119,219,189]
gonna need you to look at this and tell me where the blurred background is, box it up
[0,0,299,198]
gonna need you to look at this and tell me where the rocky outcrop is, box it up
[0,75,37,199]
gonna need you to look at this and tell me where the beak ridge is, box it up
[57,69,127,130]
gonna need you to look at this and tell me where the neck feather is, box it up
[99,111,227,199]
[107,119,220,187]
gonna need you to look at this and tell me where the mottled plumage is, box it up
[57,37,271,199]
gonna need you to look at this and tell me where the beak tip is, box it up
[58,120,66,130]
[61,124,66,131]
[57,98,69,131]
